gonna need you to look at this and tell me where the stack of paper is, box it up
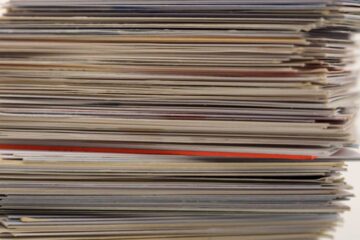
[0,0,359,239]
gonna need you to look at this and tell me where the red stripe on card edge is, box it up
[0,144,317,160]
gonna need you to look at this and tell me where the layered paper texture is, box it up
[0,0,359,239]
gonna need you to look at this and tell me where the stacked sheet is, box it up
[0,0,359,239]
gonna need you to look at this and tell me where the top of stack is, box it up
[0,0,359,159]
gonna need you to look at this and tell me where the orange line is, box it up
[0,144,316,160]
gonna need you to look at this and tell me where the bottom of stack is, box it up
[0,149,354,240]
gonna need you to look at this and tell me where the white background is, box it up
[333,162,360,239]
[335,35,360,239]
